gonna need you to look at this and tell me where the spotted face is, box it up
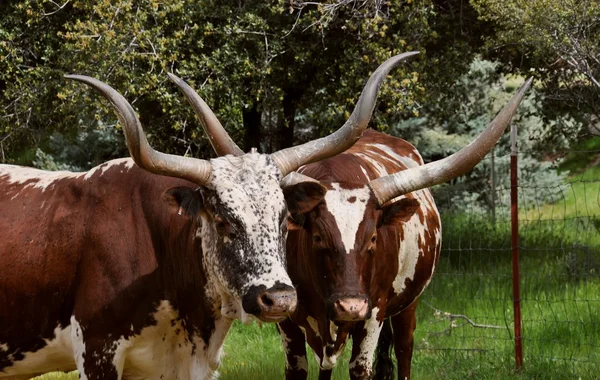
[165,153,330,323]
[291,182,419,322]
[200,154,297,322]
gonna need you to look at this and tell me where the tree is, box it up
[1,0,490,167]
[393,57,574,213]
[472,0,600,132]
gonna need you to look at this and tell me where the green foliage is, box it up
[32,125,126,171]
[0,0,495,165]
[472,0,600,122]
[393,57,577,213]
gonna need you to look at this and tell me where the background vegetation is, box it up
[3,0,599,378]
[2,1,598,168]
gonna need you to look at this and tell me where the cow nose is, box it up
[333,297,370,321]
[242,284,297,322]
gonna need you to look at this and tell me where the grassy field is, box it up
[37,160,600,379]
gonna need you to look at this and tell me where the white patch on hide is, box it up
[367,143,423,168]
[121,300,228,380]
[277,324,308,372]
[320,340,348,371]
[392,208,425,294]
[355,153,388,178]
[83,158,134,181]
[392,189,440,295]
[324,183,371,253]
[295,355,308,372]
[0,158,135,200]
[71,317,87,380]
[0,325,75,377]
[306,317,321,339]
[349,307,382,374]
[278,325,292,370]
[329,321,338,342]
[0,165,81,199]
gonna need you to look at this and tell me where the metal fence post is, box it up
[510,123,524,370]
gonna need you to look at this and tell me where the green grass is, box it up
[36,165,600,379]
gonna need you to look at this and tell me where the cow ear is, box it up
[283,182,327,215]
[162,186,205,218]
[379,198,419,226]
[286,213,306,231]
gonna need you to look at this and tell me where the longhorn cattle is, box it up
[277,79,532,380]
[193,72,532,379]
[0,52,417,379]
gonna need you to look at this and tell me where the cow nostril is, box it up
[260,293,275,308]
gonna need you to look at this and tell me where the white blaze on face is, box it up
[324,183,371,254]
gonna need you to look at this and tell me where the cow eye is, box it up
[313,234,322,243]
[216,221,227,234]
[215,216,233,238]
[371,235,377,243]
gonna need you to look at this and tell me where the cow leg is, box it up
[349,318,383,380]
[277,319,309,380]
[318,369,333,380]
[71,319,124,380]
[391,300,418,380]
[373,318,395,380]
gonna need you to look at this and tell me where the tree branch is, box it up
[43,0,70,16]
[421,300,504,333]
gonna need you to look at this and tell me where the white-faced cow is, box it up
[0,52,417,379]
[195,74,532,379]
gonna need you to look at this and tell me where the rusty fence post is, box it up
[510,123,524,370]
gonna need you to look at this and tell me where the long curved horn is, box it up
[167,73,244,157]
[271,51,419,177]
[65,75,212,185]
[369,77,533,206]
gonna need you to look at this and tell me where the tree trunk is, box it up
[274,92,300,151]
[243,103,262,152]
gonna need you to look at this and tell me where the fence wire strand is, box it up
[415,145,600,374]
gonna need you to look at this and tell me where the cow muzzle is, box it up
[330,296,371,322]
[242,283,297,322]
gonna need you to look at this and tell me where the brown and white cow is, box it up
[0,52,417,379]
[180,46,531,378]
[274,78,532,380]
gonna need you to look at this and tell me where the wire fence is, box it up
[415,140,600,376]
